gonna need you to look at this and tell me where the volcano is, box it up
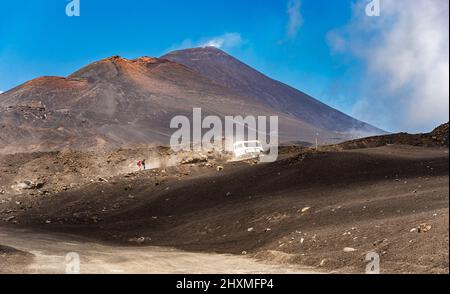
[0,47,384,153]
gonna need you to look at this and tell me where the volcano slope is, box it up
[0,47,384,154]
[163,47,383,136]
[0,125,448,274]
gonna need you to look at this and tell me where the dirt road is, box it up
[0,227,315,274]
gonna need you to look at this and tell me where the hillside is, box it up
[0,48,384,154]
[0,126,447,273]
[163,47,384,134]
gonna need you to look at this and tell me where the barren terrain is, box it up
[1,125,448,274]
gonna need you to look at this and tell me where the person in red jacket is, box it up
[137,160,142,171]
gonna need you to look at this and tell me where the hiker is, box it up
[137,160,142,171]
[142,159,146,170]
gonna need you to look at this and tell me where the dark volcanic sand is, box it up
[1,144,448,274]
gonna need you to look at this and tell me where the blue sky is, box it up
[1,0,448,132]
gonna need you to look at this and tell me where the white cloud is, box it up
[285,0,303,40]
[169,33,244,52]
[327,0,449,132]
[199,33,243,49]
[0,91,3,94]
